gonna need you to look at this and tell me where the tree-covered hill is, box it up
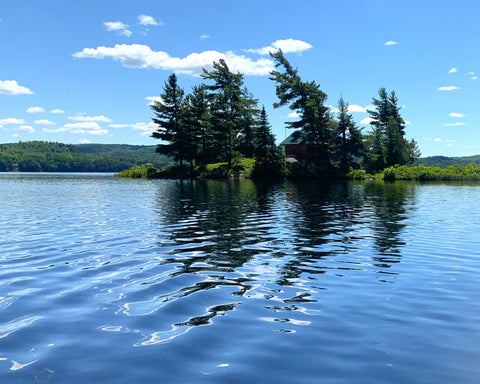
[416,155,480,168]
[0,141,171,172]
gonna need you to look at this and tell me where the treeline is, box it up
[416,155,480,168]
[150,50,420,178]
[0,141,170,172]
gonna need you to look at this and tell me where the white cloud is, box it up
[444,122,465,126]
[437,86,461,91]
[246,39,313,55]
[200,34,210,39]
[145,96,164,106]
[104,21,132,37]
[360,117,375,125]
[44,122,108,135]
[384,41,399,46]
[0,118,25,125]
[434,137,442,142]
[18,125,35,133]
[467,145,478,149]
[110,122,158,136]
[404,120,411,125]
[50,109,64,114]
[34,119,56,125]
[448,67,458,73]
[0,80,34,95]
[287,111,300,118]
[26,106,45,113]
[466,71,475,76]
[347,104,367,113]
[471,76,478,80]
[78,139,92,144]
[68,114,113,123]
[137,15,162,26]
[73,44,275,76]
[329,104,368,113]
[449,112,464,118]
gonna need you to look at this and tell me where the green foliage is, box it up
[151,73,190,166]
[365,88,417,171]
[382,163,480,181]
[115,163,158,178]
[0,141,170,172]
[346,169,368,180]
[285,160,338,179]
[270,50,332,165]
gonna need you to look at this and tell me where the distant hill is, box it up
[416,155,480,168]
[0,141,171,172]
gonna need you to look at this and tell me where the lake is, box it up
[0,173,479,383]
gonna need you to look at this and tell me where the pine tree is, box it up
[335,97,363,172]
[270,50,332,165]
[183,84,211,166]
[201,59,260,166]
[151,73,186,166]
[366,88,411,170]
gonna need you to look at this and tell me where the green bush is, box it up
[115,163,158,178]
[381,163,480,181]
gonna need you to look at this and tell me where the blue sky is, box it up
[1,0,479,157]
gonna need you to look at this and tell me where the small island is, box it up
[116,51,480,182]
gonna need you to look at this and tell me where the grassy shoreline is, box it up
[116,161,480,181]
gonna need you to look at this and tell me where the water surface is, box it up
[0,174,479,383]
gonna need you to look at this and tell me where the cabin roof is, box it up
[279,131,307,145]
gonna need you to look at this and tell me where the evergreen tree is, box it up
[334,97,363,172]
[366,88,412,170]
[252,106,283,178]
[183,84,211,166]
[270,50,332,165]
[201,59,259,166]
[151,74,187,166]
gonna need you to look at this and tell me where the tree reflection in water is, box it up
[149,178,414,338]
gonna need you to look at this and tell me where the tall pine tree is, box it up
[151,73,187,166]
[270,50,332,165]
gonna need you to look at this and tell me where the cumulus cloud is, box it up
[68,114,113,123]
[34,119,56,125]
[471,76,478,80]
[26,106,45,113]
[448,67,458,73]
[434,137,442,142]
[73,44,275,76]
[78,139,92,144]
[444,122,465,126]
[384,41,399,46]
[137,15,162,26]
[0,118,25,125]
[0,80,34,95]
[104,21,132,37]
[145,96,164,106]
[437,86,461,91]
[44,122,108,135]
[287,111,300,118]
[360,117,375,125]
[449,112,464,118]
[110,122,158,136]
[200,34,210,39]
[50,109,64,114]
[246,39,313,55]
[330,105,367,113]
[18,125,35,133]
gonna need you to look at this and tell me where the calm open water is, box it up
[0,173,479,383]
